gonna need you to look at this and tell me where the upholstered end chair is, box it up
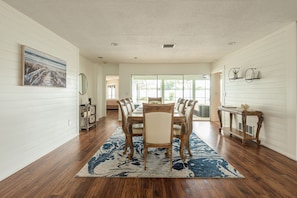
[143,103,174,171]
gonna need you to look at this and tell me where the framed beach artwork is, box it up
[22,45,67,87]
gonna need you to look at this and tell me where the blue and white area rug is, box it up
[76,127,244,178]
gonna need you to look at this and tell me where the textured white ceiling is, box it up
[4,0,297,64]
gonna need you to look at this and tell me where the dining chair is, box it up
[128,97,135,111]
[147,97,162,104]
[173,100,197,158]
[143,103,174,171]
[177,99,188,114]
[124,98,133,114]
[117,99,143,155]
[175,97,182,108]
[187,99,196,107]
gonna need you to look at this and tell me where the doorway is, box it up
[105,75,119,110]
[210,72,222,122]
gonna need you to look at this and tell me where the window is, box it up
[132,75,210,105]
[160,75,183,103]
[195,78,210,105]
[107,85,116,99]
[132,75,158,103]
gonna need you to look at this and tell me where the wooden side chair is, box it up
[177,99,188,114]
[128,97,135,111]
[187,99,196,107]
[124,98,133,114]
[147,97,162,104]
[175,97,182,108]
[143,103,174,171]
[174,100,197,158]
[117,99,143,155]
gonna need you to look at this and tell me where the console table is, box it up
[217,106,263,145]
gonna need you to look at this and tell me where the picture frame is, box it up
[22,45,67,87]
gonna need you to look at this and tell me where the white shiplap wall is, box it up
[79,56,97,106]
[212,23,297,160]
[0,1,79,180]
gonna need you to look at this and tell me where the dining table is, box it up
[127,105,187,160]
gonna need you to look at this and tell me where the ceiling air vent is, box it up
[162,44,175,48]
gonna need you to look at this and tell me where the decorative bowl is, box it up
[241,104,249,110]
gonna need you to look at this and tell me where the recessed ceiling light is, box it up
[162,44,175,48]
[111,43,118,46]
[228,42,236,45]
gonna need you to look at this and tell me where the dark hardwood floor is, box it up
[0,110,296,198]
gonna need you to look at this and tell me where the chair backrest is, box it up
[175,98,182,108]
[117,99,129,133]
[148,97,162,104]
[184,100,198,134]
[177,99,188,114]
[187,99,197,107]
[143,103,174,144]
[128,98,135,111]
[124,98,133,114]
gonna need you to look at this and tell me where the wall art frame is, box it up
[22,45,67,87]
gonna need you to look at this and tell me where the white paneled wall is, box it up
[79,56,97,105]
[0,1,79,180]
[212,23,297,160]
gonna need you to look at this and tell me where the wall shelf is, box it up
[228,67,261,82]
[245,68,261,83]
[228,67,242,80]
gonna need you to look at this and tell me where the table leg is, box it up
[217,109,222,132]
[229,113,233,131]
[242,113,247,145]
[255,115,264,145]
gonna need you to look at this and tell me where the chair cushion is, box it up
[173,124,181,130]
[173,129,182,135]
[133,123,143,129]
[173,124,182,136]
[132,123,143,135]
